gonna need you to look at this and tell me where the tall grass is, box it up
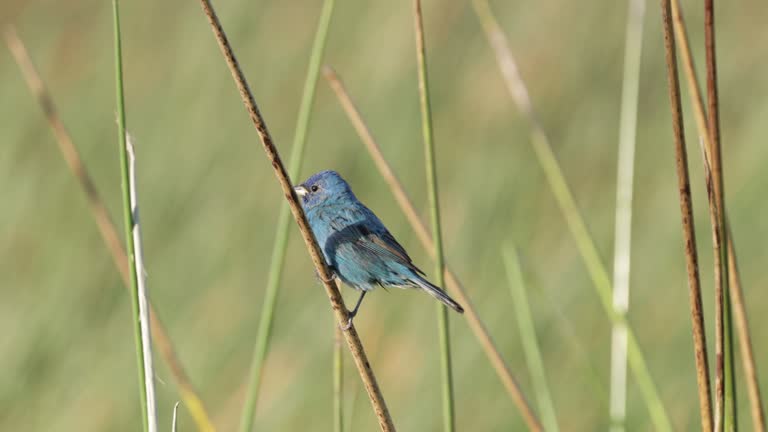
[196,1,394,429]
[238,1,335,430]
[3,27,217,432]
[666,1,765,427]
[503,247,559,432]
[111,1,157,431]
[334,323,344,432]
[323,67,543,431]
[658,1,713,428]
[411,1,455,430]
[609,0,644,430]
[702,1,735,429]
[470,1,671,429]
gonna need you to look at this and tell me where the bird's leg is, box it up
[342,291,367,331]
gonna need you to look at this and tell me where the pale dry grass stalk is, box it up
[411,1,456,430]
[172,402,180,432]
[323,67,543,432]
[126,134,159,432]
[196,1,394,430]
[609,0,645,429]
[3,26,217,432]
[658,1,714,428]
[728,235,766,431]
[469,1,671,429]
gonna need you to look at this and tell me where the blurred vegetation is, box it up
[1,0,767,430]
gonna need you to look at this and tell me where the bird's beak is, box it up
[294,185,308,197]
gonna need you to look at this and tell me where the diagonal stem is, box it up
[196,1,394,430]
[237,1,335,430]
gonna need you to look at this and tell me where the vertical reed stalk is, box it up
[324,65,542,432]
[703,2,735,429]
[668,2,764,427]
[112,2,157,431]
[197,1,394,430]
[658,1,714,428]
[4,27,217,432]
[609,1,645,429]
[412,1,455,431]
[469,1,671,429]
[238,1,335,430]
[504,247,560,432]
[334,323,344,432]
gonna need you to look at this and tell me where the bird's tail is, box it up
[413,277,464,313]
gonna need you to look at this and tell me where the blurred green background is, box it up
[1,0,766,430]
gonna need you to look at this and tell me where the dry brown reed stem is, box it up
[323,66,543,432]
[670,2,765,429]
[703,1,735,429]
[728,236,766,432]
[3,27,217,432]
[658,2,713,430]
[195,2,395,430]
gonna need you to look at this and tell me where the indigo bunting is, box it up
[295,170,464,328]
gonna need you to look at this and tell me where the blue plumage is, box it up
[295,170,464,326]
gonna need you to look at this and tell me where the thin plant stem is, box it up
[238,1,335,430]
[668,2,765,428]
[334,322,344,432]
[3,27,217,432]
[728,235,766,431]
[412,1,455,431]
[703,1,735,429]
[609,0,645,430]
[469,1,672,429]
[323,67,543,432]
[196,1,395,430]
[112,2,156,431]
[172,402,180,432]
[126,135,159,432]
[503,247,560,432]
[658,1,714,428]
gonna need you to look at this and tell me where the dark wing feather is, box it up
[324,203,426,277]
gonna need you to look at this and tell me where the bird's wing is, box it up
[347,207,427,276]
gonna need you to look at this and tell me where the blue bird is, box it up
[295,170,464,328]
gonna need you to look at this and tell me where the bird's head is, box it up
[294,170,355,209]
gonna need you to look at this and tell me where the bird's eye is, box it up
[311,185,319,192]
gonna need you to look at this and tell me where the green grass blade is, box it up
[111,1,155,431]
[334,325,344,432]
[412,1,455,430]
[503,247,560,432]
[238,1,336,431]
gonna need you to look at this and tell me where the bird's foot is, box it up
[320,270,337,284]
[341,310,357,331]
